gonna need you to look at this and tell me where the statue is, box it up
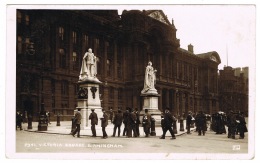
[141,61,158,94]
[79,48,98,81]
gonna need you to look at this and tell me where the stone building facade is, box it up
[218,66,249,115]
[16,9,223,120]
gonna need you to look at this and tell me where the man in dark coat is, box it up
[195,111,207,136]
[100,109,108,139]
[226,110,237,139]
[16,111,23,130]
[89,109,98,137]
[127,108,138,137]
[71,108,82,138]
[142,109,151,137]
[160,108,176,140]
[186,111,193,134]
[123,108,130,136]
[237,112,247,139]
[135,108,141,137]
[112,109,123,137]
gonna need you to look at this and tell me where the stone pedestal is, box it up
[140,93,161,126]
[76,80,103,129]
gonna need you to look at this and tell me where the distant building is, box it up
[218,66,249,115]
[16,9,223,120]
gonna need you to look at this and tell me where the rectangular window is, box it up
[59,49,66,68]
[61,80,68,95]
[84,34,88,47]
[118,88,122,100]
[17,36,22,54]
[72,52,77,62]
[25,14,30,25]
[107,59,111,76]
[58,27,64,40]
[17,11,22,23]
[72,31,77,44]
[117,61,121,78]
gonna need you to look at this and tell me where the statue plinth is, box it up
[76,80,103,129]
[140,92,161,126]
[78,77,102,84]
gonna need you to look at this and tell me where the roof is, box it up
[196,51,221,64]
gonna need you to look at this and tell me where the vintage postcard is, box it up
[4,3,256,160]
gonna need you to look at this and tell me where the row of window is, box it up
[17,11,30,25]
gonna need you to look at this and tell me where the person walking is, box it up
[160,108,176,140]
[142,109,151,137]
[89,109,98,137]
[71,108,82,138]
[186,111,193,134]
[112,109,123,137]
[100,109,108,139]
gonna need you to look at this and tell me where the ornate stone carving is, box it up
[78,87,88,99]
[90,87,97,99]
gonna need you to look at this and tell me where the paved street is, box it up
[14,120,250,159]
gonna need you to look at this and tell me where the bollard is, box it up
[56,114,61,126]
[173,120,177,134]
[180,119,184,131]
[71,117,76,133]
[27,115,33,129]
[150,118,156,136]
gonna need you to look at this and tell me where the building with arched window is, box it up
[16,9,233,120]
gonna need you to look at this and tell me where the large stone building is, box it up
[218,66,249,115]
[16,9,223,120]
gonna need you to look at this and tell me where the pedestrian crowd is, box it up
[17,107,247,140]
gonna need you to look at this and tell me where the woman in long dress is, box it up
[141,61,157,94]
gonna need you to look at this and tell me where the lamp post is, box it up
[37,41,48,131]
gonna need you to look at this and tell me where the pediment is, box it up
[148,10,170,25]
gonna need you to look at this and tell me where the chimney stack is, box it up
[188,44,194,53]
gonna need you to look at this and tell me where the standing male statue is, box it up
[79,48,97,81]
[141,61,157,94]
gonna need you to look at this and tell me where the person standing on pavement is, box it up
[237,112,247,139]
[195,111,207,136]
[127,108,138,137]
[109,108,114,123]
[135,108,141,137]
[89,109,98,137]
[142,109,151,137]
[186,111,193,134]
[160,108,176,140]
[112,109,123,137]
[122,108,130,136]
[226,110,237,139]
[71,108,82,138]
[46,110,51,125]
[16,111,23,130]
[100,109,108,139]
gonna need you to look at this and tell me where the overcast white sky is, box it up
[119,5,255,70]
